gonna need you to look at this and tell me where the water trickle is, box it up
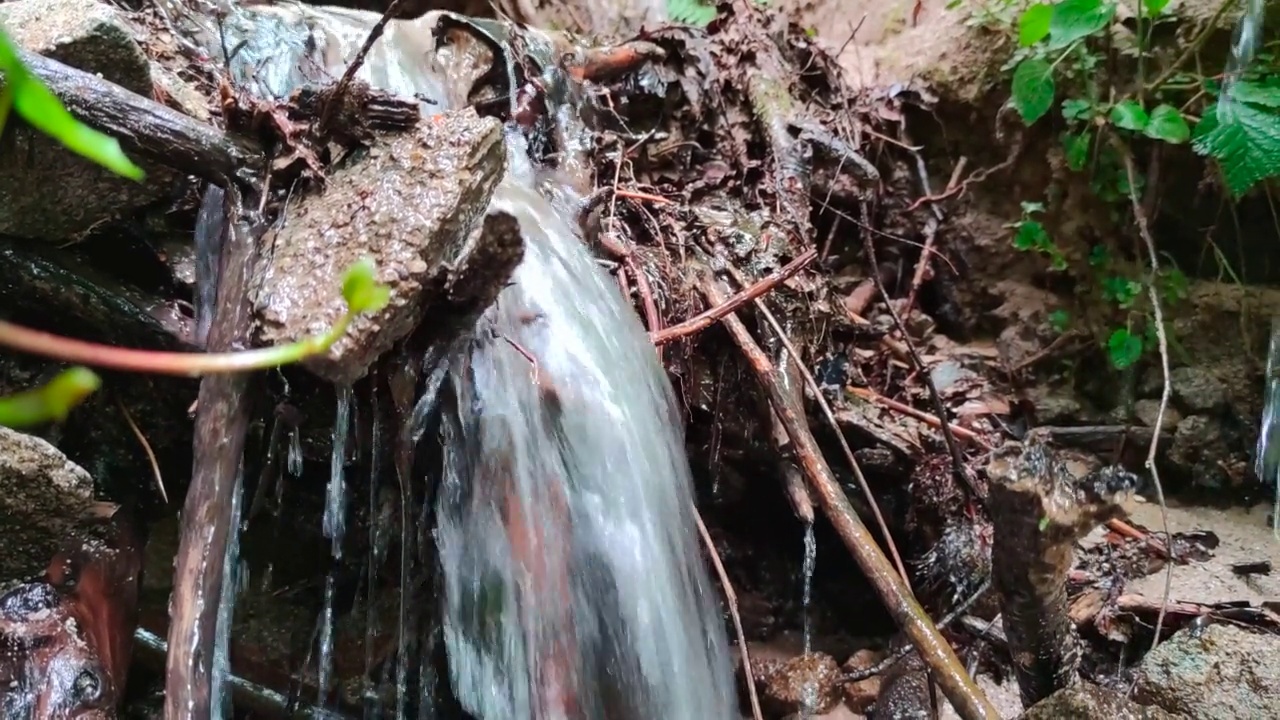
[288,427,303,477]
[801,522,817,654]
[1258,318,1280,536]
[211,467,245,720]
[325,386,353,559]
[1218,0,1266,120]
[193,184,225,348]
[318,572,337,704]
[435,135,736,719]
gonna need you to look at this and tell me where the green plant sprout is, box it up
[0,27,144,180]
[0,367,101,429]
[0,258,391,428]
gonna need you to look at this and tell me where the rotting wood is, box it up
[164,185,258,719]
[699,276,999,720]
[18,49,264,189]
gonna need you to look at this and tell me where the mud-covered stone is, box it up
[1134,623,1280,719]
[0,427,95,582]
[250,109,510,385]
[0,0,180,241]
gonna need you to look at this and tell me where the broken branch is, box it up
[652,249,816,345]
[18,48,264,187]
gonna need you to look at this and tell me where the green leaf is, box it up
[1048,0,1115,49]
[340,257,391,315]
[1011,58,1055,124]
[1142,0,1171,15]
[1107,328,1143,370]
[0,367,100,428]
[0,30,144,180]
[1061,98,1095,121]
[1088,244,1110,267]
[1222,79,1280,108]
[667,0,717,26]
[1013,220,1050,251]
[1109,100,1149,131]
[1193,99,1280,197]
[1064,131,1090,170]
[1145,104,1190,143]
[1048,309,1071,333]
[1019,4,1053,46]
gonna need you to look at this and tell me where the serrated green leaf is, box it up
[1048,0,1115,49]
[1143,0,1171,14]
[1193,100,1280,197]
[1222,79,1280,108]
[1011,58,1055,124]
[1107,327,1143,370]
[1109,100,1149,131]
[1019,4,1053,46]
[1145,104,1190,143]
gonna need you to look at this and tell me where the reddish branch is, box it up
[651,249,816,345]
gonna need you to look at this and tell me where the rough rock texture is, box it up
[750,652,844,716]
[1023,683,1175,719]
[0,0,180,240]
[1135,623,1280,719]
[0,427,95,582]
[250,109,510,384]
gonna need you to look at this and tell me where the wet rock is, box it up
[250,108,515,385]
[0,427,95,581]
[751,652,843,716]
[0,0,180,240]
[1134,399,1181,432]
[1022,683,1174,719]
[1169,367,1229,415]
[0,506,141,718]
[1134,623,1280,719]
[840,649,883,713]
[869,653,930,719]
[1168,415,1232,488]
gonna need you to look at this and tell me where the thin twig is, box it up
[700,276,998,720]
[318,0,408,134]
[652,249,817,345]
[1145,0,1240,92]
[903,158,966,316]
[1117,144,1174,655]
[115,396,168,504]
[724,265,912,585]
[842,577,992,682]
[845,387,991,448]
[693,509,763,720]
[859,204,978,498]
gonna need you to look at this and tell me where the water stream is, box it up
[178,4,736,716]
[435,136,736,719]
[1218,0,1267,121]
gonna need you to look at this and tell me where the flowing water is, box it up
[178,3,736,716]
[434,136,736,719]
[1218,0,1267,121]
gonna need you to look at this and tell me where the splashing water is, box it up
[435,136,736,719]
[1218,0,1267,121]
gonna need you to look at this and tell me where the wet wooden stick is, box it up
[165,186,257,719]
[652,249,816,345]
[846,386,990,448]
[700,277,998,720]
[693,509,763,720]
